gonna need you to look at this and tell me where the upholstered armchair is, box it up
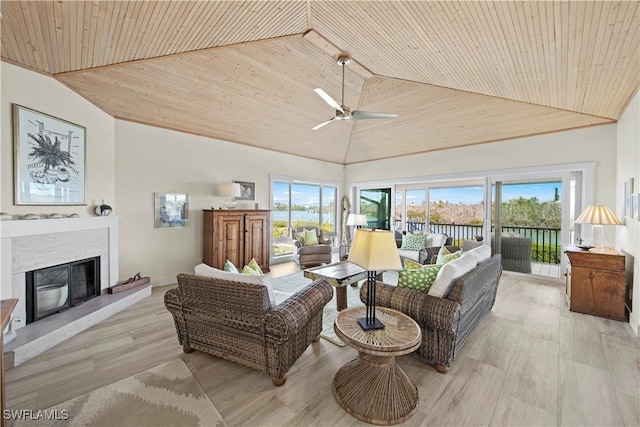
[165,273,333,386]
[291,226,333,268]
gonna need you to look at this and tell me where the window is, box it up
[271,178,338,259]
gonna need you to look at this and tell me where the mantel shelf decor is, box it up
[13,104,86,206]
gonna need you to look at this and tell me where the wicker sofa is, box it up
[361,253,502,373]
[165,273,333,385]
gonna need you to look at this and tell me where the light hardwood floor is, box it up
[5,265,639,426]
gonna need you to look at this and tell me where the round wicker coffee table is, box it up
[333,306,421,425]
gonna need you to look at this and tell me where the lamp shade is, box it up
[219,183,241,198]
[346,213,367,226]
[348,229,402,271]
[575,205,621,225]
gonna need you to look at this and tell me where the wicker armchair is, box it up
[493,236,532,273]
[165,274,333,385]
[361,255,502,373]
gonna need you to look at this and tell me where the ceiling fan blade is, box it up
[314,88,344,113]
[312,117,335,130]
[352,110,398,120]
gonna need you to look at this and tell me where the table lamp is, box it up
[348,229,402,330]
[574,204,621,247]
[219,183,241,209]
[346,213,367,228]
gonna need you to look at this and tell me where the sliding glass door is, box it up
[360,188,392,230]
[271,179,337,261]
[492,179,563,278]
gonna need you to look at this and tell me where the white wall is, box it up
[345,124,618,211]
[616,91,640,336]
[114,120,344,285]
[0,62,115,217]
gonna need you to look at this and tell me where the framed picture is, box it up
[623,179,633,218]
[234,180,255,200]
[13,105,86,205]
[154,193,189,228]
[632,193,639,221]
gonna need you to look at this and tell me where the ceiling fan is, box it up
[312,56,398,130]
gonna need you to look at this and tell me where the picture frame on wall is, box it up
[234,180,255,200]
[624,178,634,218]
[13,104,87,205]
[154,193,189,228]
[632,193,639,221]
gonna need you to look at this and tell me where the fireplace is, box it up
[26,257,100,324]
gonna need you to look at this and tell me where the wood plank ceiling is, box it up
[2,1,638,165]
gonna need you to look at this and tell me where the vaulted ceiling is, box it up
[2,1,638,164]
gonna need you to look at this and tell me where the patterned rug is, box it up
[13,359,226,427]
[272,270,398,346]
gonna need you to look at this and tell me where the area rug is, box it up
[272,270,398,346]
[13,358,226,427]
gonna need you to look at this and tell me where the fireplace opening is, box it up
[26,257,100,324]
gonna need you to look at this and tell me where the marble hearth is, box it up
[0,216,150,366]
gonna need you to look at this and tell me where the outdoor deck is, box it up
[531,262,562,279]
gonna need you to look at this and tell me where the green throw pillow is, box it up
[241,264,259,274]
[224,259,239,273]
[247,258,263,274]
[398,264,442,292]
[403,259,424,269]
[400,232,425,251]
[295,232,306,245]
[303,228,319,246]
[442,250,462,264]
[436,246,462,264]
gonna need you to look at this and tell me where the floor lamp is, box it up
[348,229,402,330]
[574,204,621,247]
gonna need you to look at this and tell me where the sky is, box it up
[407,181,562,205]
[274,181,562,207]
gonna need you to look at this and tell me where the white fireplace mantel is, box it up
[0,216,119,325]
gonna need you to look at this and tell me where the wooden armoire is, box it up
[203,209,270,272]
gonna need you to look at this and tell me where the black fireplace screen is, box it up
[26,257,100,324]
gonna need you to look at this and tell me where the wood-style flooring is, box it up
[5,264,639,426]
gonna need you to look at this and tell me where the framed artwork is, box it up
[154,193,189,228]
[13,104,86,205]
[234,180,255,200]
[632,193,639,221]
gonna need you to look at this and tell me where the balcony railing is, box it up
[394,220,562,264]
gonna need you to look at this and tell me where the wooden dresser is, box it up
[564,245,626,321]
[203,209,270,272]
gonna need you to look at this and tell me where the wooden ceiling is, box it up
[2,1,638,165]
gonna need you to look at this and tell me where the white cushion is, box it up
[425,233,447,247]
[397,249,420,262]
[466,245,491,264]
[194,263,276,307]
[428,254,477,298]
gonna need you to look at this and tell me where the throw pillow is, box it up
[425,233,447,247]
[247,258,264,274]
[403,259,424,269]
[428,255,477,298]
[436,246,461,264]
[242,264,259,274]
[193,263,276,307]
[303,228,319,246]
[466,245,491,263]
[295,232,306,245]
[400,232,425,251]
[398,264,442,292]
[223,259,239,273]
